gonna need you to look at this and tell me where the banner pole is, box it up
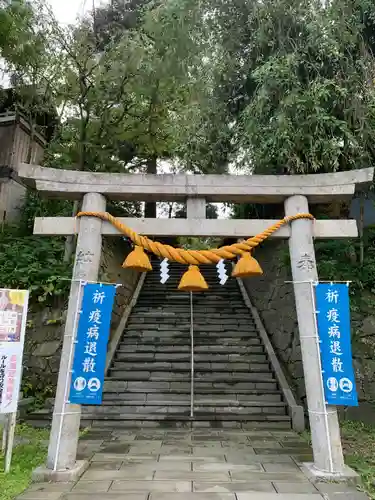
[310,280,334,474]
[53,281,84,472]
[4,411,16,473]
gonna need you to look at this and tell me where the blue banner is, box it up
[315,283,358,406]
[69,283,116,405]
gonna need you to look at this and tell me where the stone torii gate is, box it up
[18,164,373,482]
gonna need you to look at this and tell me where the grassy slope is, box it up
[0,425,49,500]
[340,421,375,499]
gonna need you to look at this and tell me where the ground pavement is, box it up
[16,428,368,500]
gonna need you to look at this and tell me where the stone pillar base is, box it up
[32,460,89,482]
[301,462,360,485]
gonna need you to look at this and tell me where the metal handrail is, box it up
[190,291,194,418]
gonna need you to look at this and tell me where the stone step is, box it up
[115,352,268,362]
[104,380,278,391]
[141,294,243,299]
[122,327,258,340]
[134,304,252,312]
[116,342,264,351]
[132,310,252,316]
[121,334,260,342]
[103,382,281,393]
[102,391,283,402]
[131,308,252,315]
[27,415,292,430]
[127,315,256,322]
[96,399,286,408]
[110,361,271,372]
[119,338,262,346]
[123,327,258,334]
[84,412,292,422]
[126,319,256,326]
[82,404,287,416]
[107,370,275,381]
[89,419,292,430]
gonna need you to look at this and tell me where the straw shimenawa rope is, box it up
[76,212,314,265]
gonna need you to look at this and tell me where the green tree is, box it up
[179,0,375,175]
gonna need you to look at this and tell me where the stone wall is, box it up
[242,241,306,406]
[243,240,375,423]
[22,238,140,397]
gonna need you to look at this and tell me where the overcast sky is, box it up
[47,0,109,25]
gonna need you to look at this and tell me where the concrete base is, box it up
[301,462,360,485]
[32,460,89,483]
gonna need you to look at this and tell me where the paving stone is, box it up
[255,448,311,455]
[77,451,96,460]
[81,469,154,480]
[271,431,299,438]
[159,447,192,456]
[328,494,369,500]
[88,461,122,470]
[224,454,294,464]
[236,495,322,499]
[27,484,74,493]
[120,460,191,471]
[230,471,308,482]
[91,453,131,461]
[273,482,319,493]
[193,463,263,472]
[191,435,224,442]
[78,440,105,446]
[262,462,302,473]
[187,442,225,449]
[62,495,147,500]
[110,480,191,492]
[15,493,64,500]
[193,481,276,493]
[249,441,282,449]
[155,471,230,480]
[149,494,236,500]
[99,444,131,453]
[291,454,315,463]
[279,441,312,449]
[162,440,194,446]
[159,444,192,451]
[72,481,112,492]
[192,447,227,457]
[221,444,256,452]
[159,455,225,463]
[242,431,273,437]
[81,432,113,440]
[136,434,167,441]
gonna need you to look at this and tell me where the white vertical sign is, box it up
[0,289,29,414]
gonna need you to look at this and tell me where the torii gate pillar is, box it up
[34,192,106,481]
[285,195,349,478]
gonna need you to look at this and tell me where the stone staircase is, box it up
[84,261,291,429]
[27,261,292,429]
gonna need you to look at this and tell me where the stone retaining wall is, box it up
[22,239,139,396]
[243,240,375,423]
[242,241,306,406]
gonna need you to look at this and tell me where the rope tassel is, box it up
[178,265,208,292]
[123,245,152,272]
[232,252,263,278]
